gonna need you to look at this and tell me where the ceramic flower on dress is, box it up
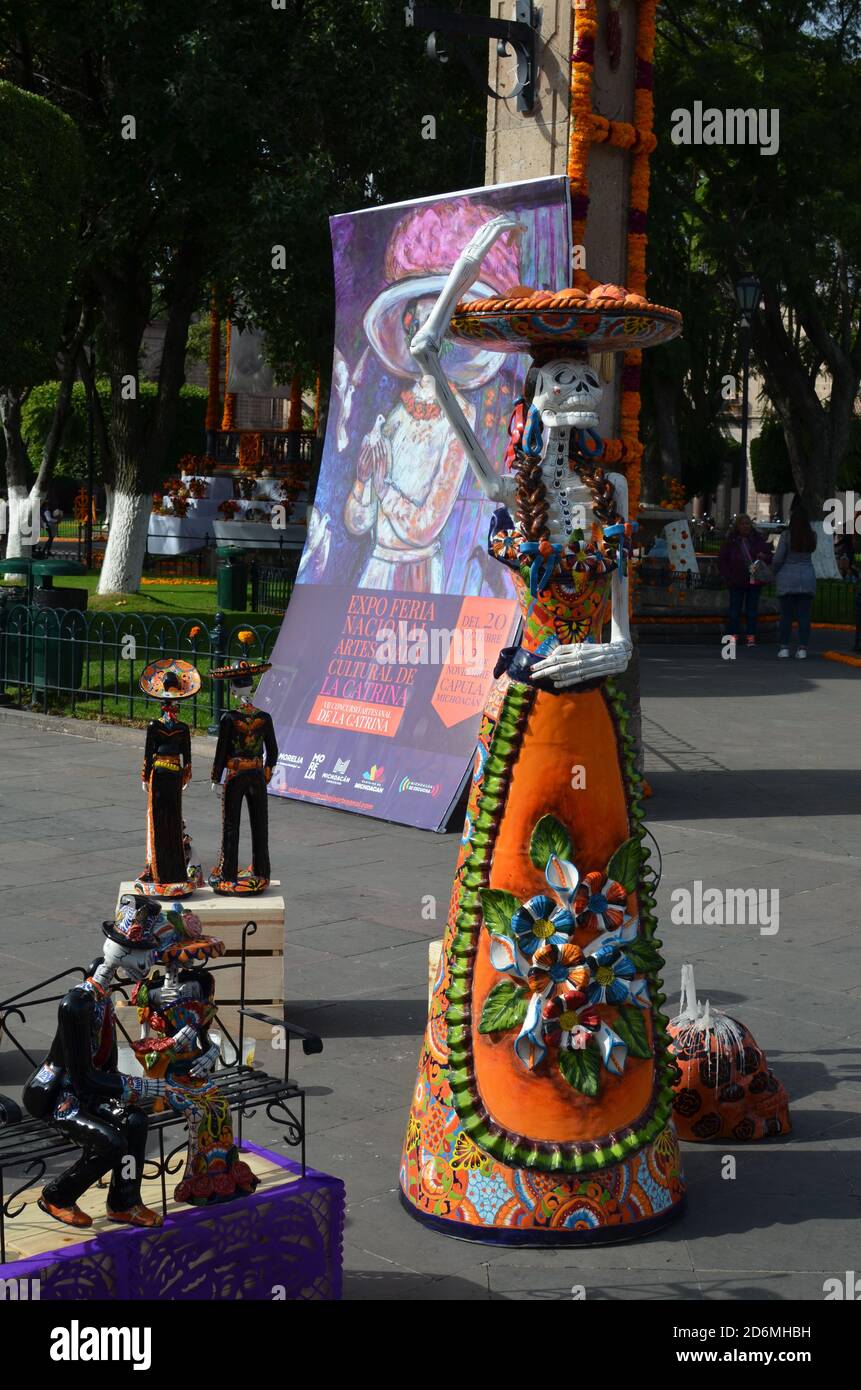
[479,816,649,1092]
[526,940,589,995]
[511,895,574,958]
[573,871,628,933]
[585,938,650,1009]
[542,990,596,1047]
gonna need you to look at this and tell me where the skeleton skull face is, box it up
[102,937,155,982]
[532,359,602,428]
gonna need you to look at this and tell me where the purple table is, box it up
[0,1143,344,1301]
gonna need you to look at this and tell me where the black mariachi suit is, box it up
[211,704,278,886]
[23,979,147,1210]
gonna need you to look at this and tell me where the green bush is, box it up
[0,82,83,389]
[750,418,794,496]
[20,379,207,484]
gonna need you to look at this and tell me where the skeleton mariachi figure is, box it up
[22,896,194,1229]
[209,659,278,894]
[137,659,201,898]
[129,905,259,1205]
[399,216,687,1243]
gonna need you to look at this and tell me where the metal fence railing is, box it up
[250,560,298,614]
[637,566,859,624]
[0,604,278,730]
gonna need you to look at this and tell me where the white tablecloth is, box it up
[148,514,214,556]
[212,520,305,551]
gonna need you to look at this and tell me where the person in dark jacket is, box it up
[772,506,817,659]
[717,514,773,646]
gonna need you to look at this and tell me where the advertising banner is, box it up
[257,177,571,830]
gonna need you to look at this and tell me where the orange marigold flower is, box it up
[237,630,255,646]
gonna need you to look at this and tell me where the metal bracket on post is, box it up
[405,1,540,114]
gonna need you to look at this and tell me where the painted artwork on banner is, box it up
[256,178,571,830]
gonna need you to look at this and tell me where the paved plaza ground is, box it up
[0,641,859,1300]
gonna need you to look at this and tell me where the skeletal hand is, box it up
[460,213,522,272]
[211,781,222,796]
[530,638,632,690]
[410,213,522,359]
[189,1043,220,1077]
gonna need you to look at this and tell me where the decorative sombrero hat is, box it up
[140,658,201,701]
[103,893,165,949]
[151,904,225,967]
[210,658,271,682]
[450,282,682,356]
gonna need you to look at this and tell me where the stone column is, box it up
[485,0,649,770]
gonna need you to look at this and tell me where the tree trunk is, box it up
[99,488,152,590]
[650,375,682,503]
[78,338,115,525]
[753,276,859,580]
[96,238,202,593]
[93,255,152,593]
[0,388,36,558]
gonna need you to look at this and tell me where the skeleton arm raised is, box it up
[409,213,522,503]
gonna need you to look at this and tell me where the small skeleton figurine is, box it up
[209,659,278,895]
[130,906,258,1205]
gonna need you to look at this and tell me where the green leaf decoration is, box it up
[606,836,642,893]
[478,981,529,1035]
[479,888,521,937]
[529,814,573,872]
[558,1043,602,1096]
[626,938,663,975]
[610,1004,652,1060]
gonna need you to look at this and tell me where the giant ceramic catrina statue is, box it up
[398,214,686,1243]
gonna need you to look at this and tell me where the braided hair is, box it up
[509,363,626,542]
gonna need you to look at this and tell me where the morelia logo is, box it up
[398,776,442,797]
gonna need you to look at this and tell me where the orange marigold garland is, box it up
[568,0,599,289]
[567,0,659,526]
[221,320,238,432]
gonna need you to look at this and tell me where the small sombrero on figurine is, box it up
[210,658,271,684]
[139,658,201,701]
[103,893,164,949]
[151,904,225,967]
[449,282,682,356]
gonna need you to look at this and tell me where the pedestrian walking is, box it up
[717,514,773,646]
[772,504,817,659]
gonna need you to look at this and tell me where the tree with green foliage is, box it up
[0,79,83,555]
[0,1,483,591]
[750,416,794,503]
[643,0,861,564]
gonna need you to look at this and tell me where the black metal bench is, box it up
[0,926,322,1263]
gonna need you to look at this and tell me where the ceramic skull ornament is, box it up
[532,359,603,430]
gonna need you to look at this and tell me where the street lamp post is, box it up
[733,273,761,517]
